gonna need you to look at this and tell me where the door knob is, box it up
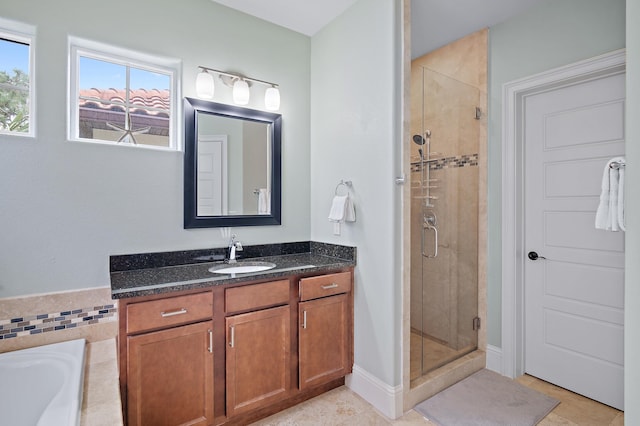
[527,251,546,261]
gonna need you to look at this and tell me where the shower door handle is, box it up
[422,224,438,258]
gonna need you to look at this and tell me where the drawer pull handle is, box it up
[160,308,188,318]
[229,326,235,348]
[208,329,213,353]
[321,283,339,290]
[302,310,307,329]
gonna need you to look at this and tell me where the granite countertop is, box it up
[110,242,356,299]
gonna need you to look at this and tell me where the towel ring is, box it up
[610,161,625,170]
[335,180,352,195]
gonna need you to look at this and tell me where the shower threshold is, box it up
[410,329,477,383]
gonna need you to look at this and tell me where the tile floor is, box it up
[252,375,624,425]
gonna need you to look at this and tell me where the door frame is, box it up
[500,49,626,378]
[197,134,228,216]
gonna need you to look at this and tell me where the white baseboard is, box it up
[485,344,503,374]
[345,364,403,419]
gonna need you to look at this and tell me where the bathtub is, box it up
[0,339,86,426]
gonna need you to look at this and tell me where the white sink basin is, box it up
[208,261,276,275]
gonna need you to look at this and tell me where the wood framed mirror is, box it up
[183,97,281,228]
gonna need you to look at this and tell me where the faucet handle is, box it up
[235,241,243,251]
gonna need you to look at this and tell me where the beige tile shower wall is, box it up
[410,29,488,161]
[0,287,117,353]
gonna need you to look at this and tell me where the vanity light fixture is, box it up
[232,79,250,105]
[195,69,214,99]
[264,86,281,111]
[196,66,280,111]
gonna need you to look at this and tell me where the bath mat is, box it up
[414,369,559,426]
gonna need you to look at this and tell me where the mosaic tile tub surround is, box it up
[0,304,117,340]
[0,287,118,352]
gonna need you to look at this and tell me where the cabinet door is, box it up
[127,321,214,426]
[226,305,291,417]
[299,294,350,390]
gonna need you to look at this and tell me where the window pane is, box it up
[79,56,126,94]
[130,68,170,114]
[73,44,176,149]
[130,67,170,91]
[0,37,30,133]
[129,107,170,147]
[129,88,170,111]
[78,100,126,141]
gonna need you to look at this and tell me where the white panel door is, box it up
[197,135,227,216]
[524,71,625,410]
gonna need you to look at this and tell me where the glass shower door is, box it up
[410,67,481,383]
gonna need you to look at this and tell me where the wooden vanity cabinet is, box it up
[225,305,291,416]
[127,321,214,426]
[298,271,353,390]
[119,291,214,426]
[118,270,353,426]
[224,280,292,417]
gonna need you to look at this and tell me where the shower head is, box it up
[412,134,425,145]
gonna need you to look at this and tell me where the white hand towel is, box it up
[328,195,348,222]
[328,194,356,235]
[595,157,625,231]
[258,188,270,214]
[345,196,356,222]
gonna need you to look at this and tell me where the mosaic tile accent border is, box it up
[411,153,479,173]
[0,304,117,340]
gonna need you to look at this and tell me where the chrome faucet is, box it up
[227,234,243,263]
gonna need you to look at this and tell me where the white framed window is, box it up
[69,37,181,150]
[0,18,35,138]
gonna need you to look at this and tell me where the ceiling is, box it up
[410,0,543,58]
[210,0,359,37]
[210,0,544,58]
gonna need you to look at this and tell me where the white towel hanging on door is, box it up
[595,157,625,231]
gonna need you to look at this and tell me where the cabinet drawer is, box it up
[299,272,351,301]
[126,292,213,334]
[225,280,290,313]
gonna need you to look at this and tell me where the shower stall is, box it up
[409,66,483,384]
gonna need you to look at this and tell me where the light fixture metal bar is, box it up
[198,66,278,88]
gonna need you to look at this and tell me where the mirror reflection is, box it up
[184,98,281,228]
[196,113,271,216]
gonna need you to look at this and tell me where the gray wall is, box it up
[487,0,626,347]
[0,0,311,297]
[310,0,402,387]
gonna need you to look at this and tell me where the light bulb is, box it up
[195,70,214,99]
[233,79,250,105]
[265,86,280,111]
